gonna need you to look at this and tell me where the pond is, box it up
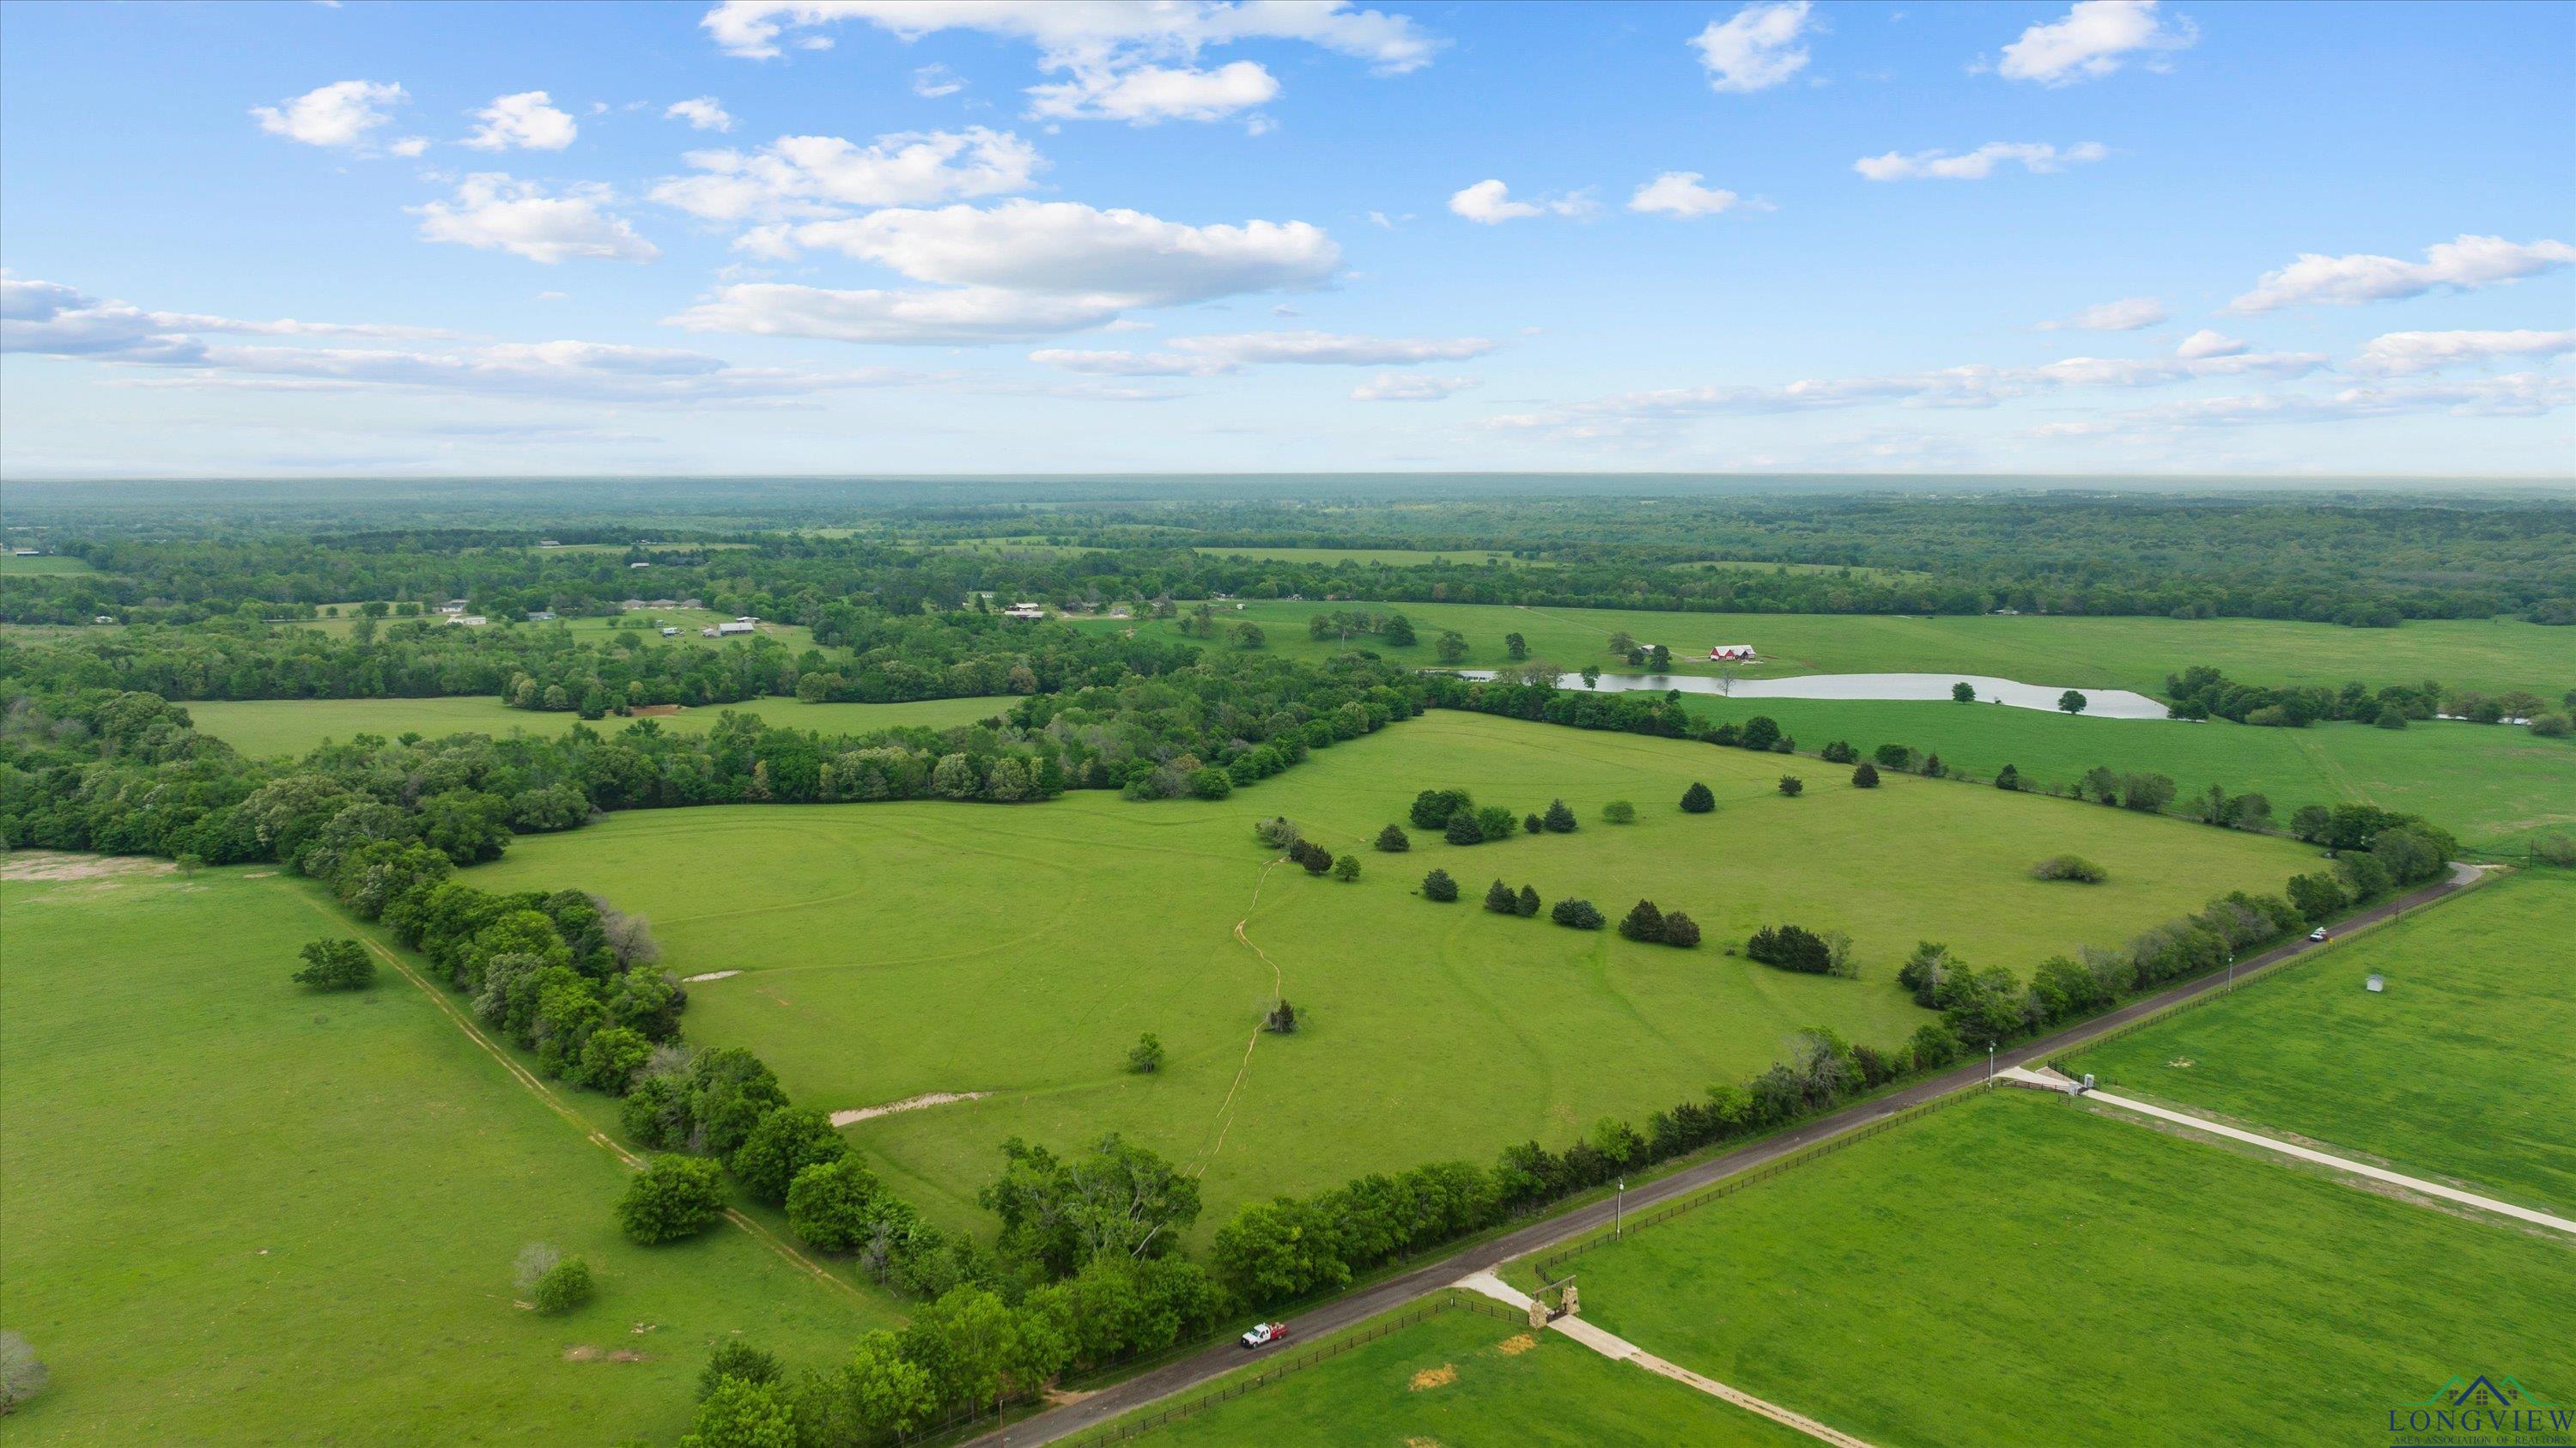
[1452,670,2174,720]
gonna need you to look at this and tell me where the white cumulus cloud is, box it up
[1854,141,2106,181]
[1691,2,1814,93]
[1352,372,1473,400]
[465,90,579,151]
[1996,0,2196,86]
[2037,296,2167,332]
[1629,172,1751,218]
[252,80,409,149]
[411,174,659,264]
[1028,59,1279,124]
[1449,179,1593,224]
[651,128,1042,222]
[672,198,1340,344]
[2352,328,2576,375]
[1031,330,1492,375]
[2228,234,2576,313]
[3,276,902,405]
[665,96,737,131]
[2174,328,2248,359]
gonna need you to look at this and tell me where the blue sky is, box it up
[3,0,2571,478]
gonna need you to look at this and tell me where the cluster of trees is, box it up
[1747,924,1856,976]
[1407,787,1561,846]
[1483,879,1542,916]
[2164,666,2567,730]
[1617,899,1701,946]
[1305,609,1417,646]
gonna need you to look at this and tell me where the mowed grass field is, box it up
[1527,1091,2575,1448]
[471,711,2314,1239]
[1120,1299,1809,1447]
[185,694,1015,758]
[1076,602,2571,697]
[0,861,893,1445]
[2067,872,2576,1214]
[0,553,96,575]
[1677,696,2576,854]
[1192,545,1551,567]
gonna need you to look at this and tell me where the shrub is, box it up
[2029,855,2108,884]
[513,1241,561,1295]
[0,1331,47,1416]
[699,1341,783,1400]
[1516,884,1541,917]
[2376,708,2409,729]
[1820,740,1858,764]
[1263,999,1298,1034]
[1550,898,1605,930]
[1484,879,1517,913]
[1475,805,1520,842]
[1254,816,1302,851]
[1601,800,1637,824]
[1422,867,1459,901]
[1739,716,1781,751]
[2535,834,2576,867]
[1444,812,1485,846]
[618,1154,726,1244]
[1873,742,1917,770]
[1292,839,1334,874]
[1374,824,1411,853]
[1851,763,1880,788]
[1660,911,1701,948]
[1332,854,1361,882]
[1127,1032,1164,1074]
[1907,1020,1962,1068]
[1523,812,1545,835]
[2532,712,2573,739]
[1995,764,2022,791]
[1747,924,1834,973]
[1542,799,1577,832]
[1953,681,1977,703]
[690,1376,792,1448]
[1618,899,1665,941]
[531,1256,593,1315]
[1777,775,1802,797]
[1186,766,1233,800]
[293,937,374,991]
[1679,782,1716,813]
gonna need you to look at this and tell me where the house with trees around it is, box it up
[1709,644,1757,661]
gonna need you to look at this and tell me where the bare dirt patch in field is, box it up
[683,970,740,983]
[1408,1363,1458,1391]
[1493,1333,1539,1356]
[1,852,173,883]
[631,704,685,717]
[830,1091,990,1128]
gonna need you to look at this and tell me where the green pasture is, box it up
[1120,1298,1807,1446]
[0,861,890,1445]
[471,710,2314,1241]
[1076,602,2571,697]
[1674,696,2576,854]
[1192,545,1550,568]
[2067,871,2576,1214]
[0,553,95,575]
[1525,1091,2575,1448]
[184,694,1014,758]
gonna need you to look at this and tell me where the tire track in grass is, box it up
[286,887,877,1306]
[1192,858,1288,1176]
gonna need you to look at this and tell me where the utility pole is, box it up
[1987,1043,1996,1087]
[1614,1175,1625,1238]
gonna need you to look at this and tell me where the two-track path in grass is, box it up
[982,860,2488,1446]
[291,891,877,1307]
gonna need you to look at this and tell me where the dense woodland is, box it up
[9,487,2572,628]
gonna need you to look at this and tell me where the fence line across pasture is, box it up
[1531,1086,1980,1285]
[1056,1295,1528,1446]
